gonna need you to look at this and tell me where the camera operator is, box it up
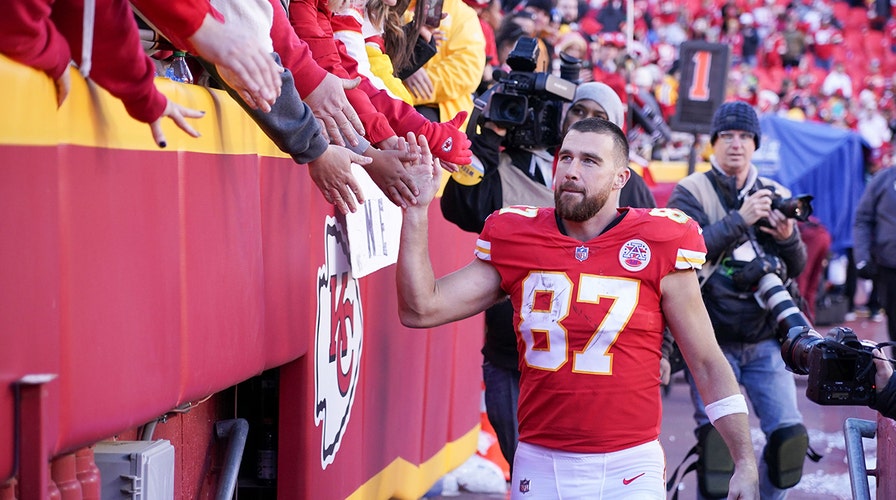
[666,101,809,500]
[440,80,660,471]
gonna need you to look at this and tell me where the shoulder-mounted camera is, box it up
[477,37,579,149]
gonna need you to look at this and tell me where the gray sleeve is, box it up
[199,52,329,164]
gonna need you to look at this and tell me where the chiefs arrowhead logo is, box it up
[441,137,453,152]
[314,216,364,469]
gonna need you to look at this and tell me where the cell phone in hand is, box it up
[424,0,443,28]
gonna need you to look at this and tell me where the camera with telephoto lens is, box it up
[752,185,814,228]
[781,326,878,406]
[478,37,579,149]
[750,263,813,342]
[729,253,812,342]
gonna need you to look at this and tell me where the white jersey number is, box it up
[519,272,639,374]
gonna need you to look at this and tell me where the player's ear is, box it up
[613,165,631,190]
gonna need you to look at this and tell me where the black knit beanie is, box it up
[710,101,761,148]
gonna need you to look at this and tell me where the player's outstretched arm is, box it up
[396,133,504,328]
[661,270,760,500]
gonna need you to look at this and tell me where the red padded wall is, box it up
[1,57,483,498]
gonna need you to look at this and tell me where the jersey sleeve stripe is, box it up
[475,239,492,261]
[675,248,706,269]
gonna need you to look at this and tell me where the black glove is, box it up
[856,260,879,280]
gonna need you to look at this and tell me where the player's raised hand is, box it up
[402,132,440,208]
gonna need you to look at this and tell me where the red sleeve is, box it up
[53,0,166,123]
[130,0,219,54]
[345,86,394,144]
[288,0,394,143]
[287,0,348,77]
[480,19,498,66]
[0,0,72,79]
[268,0,327,97]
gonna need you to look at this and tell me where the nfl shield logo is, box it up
[519,479,530,493]
[575,246,589,262]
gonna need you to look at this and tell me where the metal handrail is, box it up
[844,417,878,500]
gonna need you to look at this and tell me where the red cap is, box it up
[600,32,626,48]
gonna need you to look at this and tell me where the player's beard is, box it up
[554,182,613,222]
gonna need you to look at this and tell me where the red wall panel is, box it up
[0,146,63,481]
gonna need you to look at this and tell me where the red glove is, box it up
[418,112,473,166]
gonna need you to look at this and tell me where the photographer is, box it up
[441,78,660,471]
[667,101,809,500]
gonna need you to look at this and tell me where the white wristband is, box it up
[705,394,749,424]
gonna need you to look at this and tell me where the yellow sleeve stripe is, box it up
[675,248,706,270]
[474,239,491,261]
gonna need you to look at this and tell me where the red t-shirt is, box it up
[476,206,706,453]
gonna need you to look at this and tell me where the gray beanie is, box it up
[571,82,625,128]
[710,101,761,148]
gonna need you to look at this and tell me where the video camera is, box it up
[478,37,578,149]
[782,326,878,406]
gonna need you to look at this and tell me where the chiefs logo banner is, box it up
[314,216,364,469]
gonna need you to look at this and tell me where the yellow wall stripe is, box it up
[0,55,288,158]
[347,425,480,500]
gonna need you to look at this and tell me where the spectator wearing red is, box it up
[796,217,832,323]
[809,15,843,71]
[1,0,204,148]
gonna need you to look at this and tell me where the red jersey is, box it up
[475,206,706,453]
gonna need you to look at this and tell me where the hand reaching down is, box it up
[303,74,365,148]
[55,66,72,108]
[150,99,205,148]
[363,142,421,209]
[308,145,373,215]
[187,13,282,112]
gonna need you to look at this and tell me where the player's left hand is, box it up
[727,462,760,500]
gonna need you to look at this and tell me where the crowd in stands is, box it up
[473,0,896,170]
[5,0,896,195]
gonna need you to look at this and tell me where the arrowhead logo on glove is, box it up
[441,137,453,152]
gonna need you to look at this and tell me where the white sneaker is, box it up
[844,312,857,322]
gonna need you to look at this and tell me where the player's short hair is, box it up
[563,118,629,170]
